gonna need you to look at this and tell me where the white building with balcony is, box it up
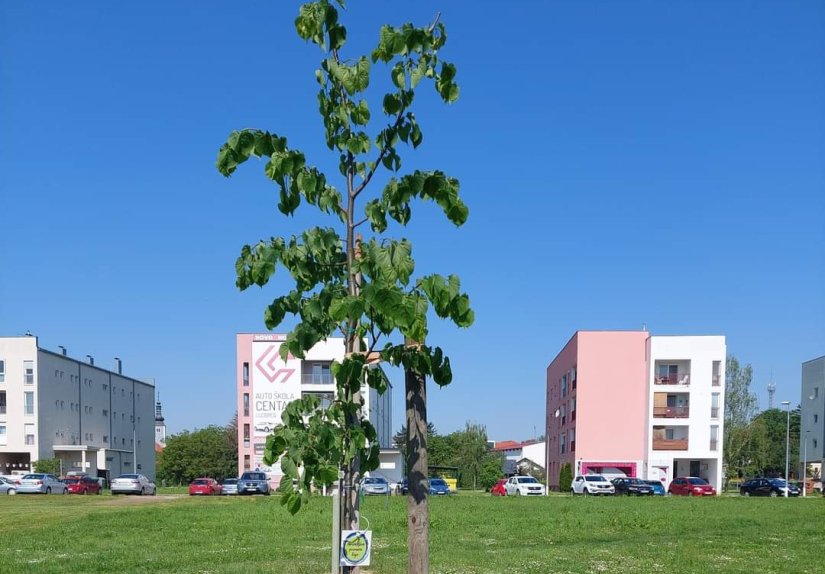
[0,336,156,481]
[646,336,725,488]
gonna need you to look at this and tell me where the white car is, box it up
[111,474,156,495]
[571,474,615,495]
[17,473,68,494]
[503,476,546,496]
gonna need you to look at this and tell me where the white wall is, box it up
[647,336,726,490]
[522,442,546,469]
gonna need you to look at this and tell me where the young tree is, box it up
[559,463,573,493]
[216,2,472,571]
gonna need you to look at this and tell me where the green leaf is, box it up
[383,93,402,115]
[391,62,405,89]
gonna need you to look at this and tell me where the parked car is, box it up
[189,477,222,496]
[111,474,156,495]
[668,476,716,496]
[18,473,68,494]
[428,477,452,495]
[503,475,545,496]
[399,478,409,494]
[0,476,18,495]
[237,471,270,495]
[571,475,615,496]
[740,478,799,497]
[221,478,239,495]
[643,480,666,496]
[64,476,102,495]
[611,477,655,496]
[490,479,507,496]
[360,477,390,496]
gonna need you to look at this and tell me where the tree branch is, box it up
[352,109,407,199]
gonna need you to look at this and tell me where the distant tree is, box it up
[724,356,759,478]
[750,407,800,477]
[454,422,490,489]
[393,422,437,468]
[478,451,505,491]
[33,458,61,475]
[559,463,573,493]
[224,412,239,462]
[156,424,237,485]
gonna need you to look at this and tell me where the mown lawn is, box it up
[0,492,821,574]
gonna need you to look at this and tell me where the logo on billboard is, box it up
[255,345,295,383]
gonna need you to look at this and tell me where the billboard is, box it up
[252,342,302,440]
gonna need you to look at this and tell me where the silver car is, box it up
[0,476,19,495]
[18,473,68,494]
[111,474,156,495]
[221,478,239,495]
[360,477,390,496]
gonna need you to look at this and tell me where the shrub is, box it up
[559,463,573,492]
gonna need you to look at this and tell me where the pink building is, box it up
[546,331,725,492]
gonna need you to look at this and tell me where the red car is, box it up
[189,478,222,496]
[667,476,717,496]
[491,479,507,496]
[64,476,102,495]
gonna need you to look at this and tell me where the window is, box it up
[711,394,720,419]
[814,439,819,449]
[560,432,566,454]
[243,362,250,386]
[25,424,35,445]
[243,424,250,441]
[570,429,576,452]
[571,367,577,391]
[243,393,250,417]
[814,387,819,399]
[0,391,6,414]
[244,454,251,470]
[103,435,109,443]
[24,391,34,415]
[0,425,6,446]
[103,409,108,416]
[712,361,721,386]
[815,414,819,424]
[710,426,719,451]
[0,359,4,382]
[24,360,34,384]
[103,384,108,391]
[571,397,576,421]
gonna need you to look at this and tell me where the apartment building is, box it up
[800,355,824,487]
[0,336,156,481]
[236,334,394,486]
[545,330,725,493]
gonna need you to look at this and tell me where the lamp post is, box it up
[781,400,791,498]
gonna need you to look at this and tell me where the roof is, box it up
[492,439,543,452]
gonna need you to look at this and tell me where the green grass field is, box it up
[0,491,821,574]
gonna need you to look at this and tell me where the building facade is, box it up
[236,334,393,487]
[545,331,725,493]
[800,355,824,488]
[0,336,156,481]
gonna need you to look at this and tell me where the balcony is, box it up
[653,406,690,418]
[652,438,689,450]
[302,373,334,385]
[654,373,690,386]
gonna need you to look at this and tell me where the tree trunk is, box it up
[406,336,428,574]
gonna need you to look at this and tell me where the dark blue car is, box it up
[428,478,451,495]
[643,480,666,496]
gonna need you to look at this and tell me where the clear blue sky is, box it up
[1,1,823,441]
